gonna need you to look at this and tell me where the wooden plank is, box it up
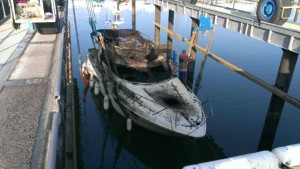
[158,44,171,53]
[153,21,300,109]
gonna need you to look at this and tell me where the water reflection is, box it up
[71,1,300,168]
[75,78,225,169]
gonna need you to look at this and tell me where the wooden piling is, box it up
[167,10,174,57]
[152,21,300,109]
[258,49,298,151]
[132,0,136,31]
[154,5,161,46]
[187,18,199,88]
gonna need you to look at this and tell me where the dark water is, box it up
[69,2,300,169]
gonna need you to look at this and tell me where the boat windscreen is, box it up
[116,64,172,83]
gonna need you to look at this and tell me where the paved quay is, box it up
[0,9,68,169]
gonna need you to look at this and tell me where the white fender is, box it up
[94,81,100,95]
[272,143,300,167]
[126,118,132,131]
[89,75,94,88]
[183,151,280,169]
[103,95,109,110]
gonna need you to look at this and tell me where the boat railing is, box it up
[170,72,214,121]
[188,85,214,120]
[136,30,151,42]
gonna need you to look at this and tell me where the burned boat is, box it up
[82,29,212,138]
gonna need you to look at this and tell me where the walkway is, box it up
[0,12,64,169]
[153,0,300,54]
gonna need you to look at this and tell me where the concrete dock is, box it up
[0,4,71,168]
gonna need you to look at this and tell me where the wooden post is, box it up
[258,49,298,151]
[167,10,174,59]
[132,0,136,30]
[154,5,161,46]
[187,18,199,88]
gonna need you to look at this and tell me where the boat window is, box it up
[117,66,150,82]
[116,64,172,83]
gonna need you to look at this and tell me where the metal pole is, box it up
[154,5,161,46]
[258,49,298,151]
[132,0,136,30]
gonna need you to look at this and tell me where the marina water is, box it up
[68,1,300,169]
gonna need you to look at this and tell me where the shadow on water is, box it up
[73,79,225,169]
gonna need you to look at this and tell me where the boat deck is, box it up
[0,17,63,168]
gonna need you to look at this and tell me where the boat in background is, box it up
[81,28,213,138]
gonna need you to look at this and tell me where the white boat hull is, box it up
[83,56,207,138]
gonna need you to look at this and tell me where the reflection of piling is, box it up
[117,0,120,10]
[1,0,7,17]
[258,49,298,151]
[187,18,199,88]
[154,5,161,46]
[167,10,174,58]
[232,0,236,9]
[116,0,120,20]
[132,0,136,30]
[194,29,214,94]
[294,1,300,22]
